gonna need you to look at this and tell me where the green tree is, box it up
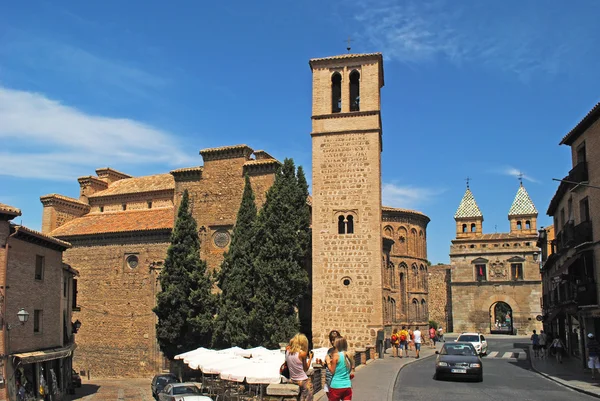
[213,175,258,348]
[153,190,216,359]
[249,159,311,347]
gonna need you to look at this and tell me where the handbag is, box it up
[280,361,290,379]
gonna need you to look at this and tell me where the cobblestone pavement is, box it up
[67,378,153,401]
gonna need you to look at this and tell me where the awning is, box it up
[13,343,77,364]
[550,254,580,280]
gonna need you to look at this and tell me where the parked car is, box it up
[435,342,483,382]
[71,369,82,388]
[158,383,211,401]
[151,374,179,400]
[456,332,488,355]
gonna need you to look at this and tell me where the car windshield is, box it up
[157,377,176,387]
[457,335,479,342]
[173,386,200,395]
[441,344,476,356]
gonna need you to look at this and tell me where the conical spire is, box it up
[454,188,483,219]
[508,183,538,216]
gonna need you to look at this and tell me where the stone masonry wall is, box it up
[66,237,169,378]
[428,265,452,330]
[311,56,384,350]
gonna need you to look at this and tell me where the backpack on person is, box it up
[391,334,398,343]
[399,330,408,342]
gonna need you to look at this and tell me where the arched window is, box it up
[390,262,396,288]
[471,223,476,233]
[517,221,522,230]
[462,224,467,233]
[420,264,426,290]
[526,220,531,229]
[412,264,418,289]
[421,299,427,320]
[410,229,417,254]
[412,298,419,321]
[338,215,345,234]
[398,227,408,254]
[392,299,397,322]
[331,72,342,113]
[419,230,424,257]
[347,215,354,234]
[349,70,360,111]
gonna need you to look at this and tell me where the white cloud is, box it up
[498,167,539,183]
[351,0,593,79]
[382,182,442,210]
[0,86,194,180]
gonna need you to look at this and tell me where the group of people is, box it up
[284,330,354,401]
[389,325,444,358]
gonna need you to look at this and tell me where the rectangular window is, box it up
[475,264,487,282]
[511,263,524,281]
[72,279,79,311]
[34,310,42,333]
[560,208,565,228]
[577,143,586,164]
[63,278,68,298]
[580,197,590,222]
[147,201,153,209]
[35,255,44,280]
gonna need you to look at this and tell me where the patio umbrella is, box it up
[202,357,252,375]
[244,360,283,384]
[175,347,210,360]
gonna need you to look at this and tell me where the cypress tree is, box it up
[153,190,216,359]
[249,159,311,347]
[213,175,258,348]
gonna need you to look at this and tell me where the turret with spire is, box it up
[508,182,538,235]
[454,183,483,238]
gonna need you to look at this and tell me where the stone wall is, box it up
[428,265,452,331]
[66,234,170,378]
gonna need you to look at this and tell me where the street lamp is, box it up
[72,319,82,333]
[6,308,29,330]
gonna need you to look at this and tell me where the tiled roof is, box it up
[243,159,281,166]
[382,206,428,218]
[95,167,132,179]
[200,144,252,154]
[170,166,203,174]
[50,207,174,237]
[453,233,537,241]
[0,202,22,217]
[12,225,71,249]
[88,174,174,198]
[508,184,538,216]
[309,53,382,64]
[561,101,600,145]
[40,194,90,209]
[454,188,483,219]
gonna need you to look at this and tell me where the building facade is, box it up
[448,185,542,334]
[539,101,600,364]
[39,52,430,376]
[0,203,77,401]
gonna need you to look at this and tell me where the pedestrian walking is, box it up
[531,330,540,358]
[550,337,565,364]
[327,336,354,401]
[324,330,342,395]
[429,326,437,349]
[438,326,445,342]
[285,333,314,401]
[399,326,409,358]
[413,326,422,358]
[408,326,415,352]
[391,327,400,357]
[587,333,600,379]
[539,330,548,358]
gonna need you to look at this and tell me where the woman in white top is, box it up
[285,333,314,401]
[551,337,564,363]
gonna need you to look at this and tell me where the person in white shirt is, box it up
[413,327,422,359]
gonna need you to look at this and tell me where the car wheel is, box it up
[434,372,443,381]
[476,373,483,382]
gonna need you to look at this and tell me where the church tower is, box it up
[454,186,483,238]
[309,53,384,349]
[508,182,538,235]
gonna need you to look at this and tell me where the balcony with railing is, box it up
[555,221,593,253]
[548,162,589,215]
[570,161,589,183]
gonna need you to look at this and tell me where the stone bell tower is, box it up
[309,53,384,349]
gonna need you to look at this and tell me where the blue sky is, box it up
[1,0,599,264]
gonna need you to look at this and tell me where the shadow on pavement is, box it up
[66,383,100,400]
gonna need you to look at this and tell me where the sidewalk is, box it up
[530,347,600,398]
[316,346,437,401]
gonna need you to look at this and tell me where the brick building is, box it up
[40,52,429,376]
[0,202,77,401]
[428,264,453,331]
[539,101,600,365]
[445,184,543,334]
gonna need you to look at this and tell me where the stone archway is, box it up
[490,302,513,334]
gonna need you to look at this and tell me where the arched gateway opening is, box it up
[490,302,513,334]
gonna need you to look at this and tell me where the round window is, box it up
[126,255,139,269]
[213,230,231,248]
[342,277,352,287]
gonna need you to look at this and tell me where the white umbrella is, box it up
[184,349,216,365]
[188,351,234,370]
[202,357,252,375]
[245,360,283,384]
[175,347,210,360]
[220,363,249,383]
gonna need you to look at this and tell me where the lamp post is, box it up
[5,308,29,357]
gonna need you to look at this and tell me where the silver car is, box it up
[158,383,212,401]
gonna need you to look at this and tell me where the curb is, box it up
[528,347,600,399]
[386,354,435,401]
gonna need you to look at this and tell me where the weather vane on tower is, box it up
[465,176,471,189]
[345,36,353,53]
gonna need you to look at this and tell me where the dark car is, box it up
[71,369,82,388]
[151,373,179,400]
[435,342,483,382]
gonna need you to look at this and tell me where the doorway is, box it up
[490,302,513,334]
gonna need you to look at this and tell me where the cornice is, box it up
[87,189,174,204]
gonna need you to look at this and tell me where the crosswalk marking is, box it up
[502,352,513,359]
[487,351,499,358]
[518,353,527,360]
[481,351,528,360]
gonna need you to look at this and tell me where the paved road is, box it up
[393,337,596,401]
